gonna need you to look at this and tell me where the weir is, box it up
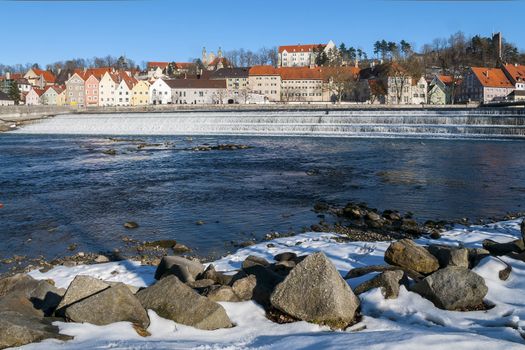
[11,109,525,138]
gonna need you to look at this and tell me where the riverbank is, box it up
[2,216,525,349]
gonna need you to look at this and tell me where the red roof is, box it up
[437,75,454,85]
[279,67,322,80]
[148,62,169,70]
[471,67,513,88]
[503,64,525,84]
[249,66,280,76]
[31,88,45,97]
[174,62,193,69]
[278,44,325,54]
[32,69,56,83]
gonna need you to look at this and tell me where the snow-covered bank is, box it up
[22,219,525,349]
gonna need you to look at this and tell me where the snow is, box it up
[19,219,525,349]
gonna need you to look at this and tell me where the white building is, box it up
[115,73,137,107]
[99,72,119,107]
[387,75,427,105]
[26,87,44,106]
[168,79,229,104]
[278,41,336,67]
[248,66,281,102]
[149,78,173,105]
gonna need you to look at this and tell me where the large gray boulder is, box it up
[521,219,525,243]
[384,239,439,274]
[427,245,469,268]
[55,275,110,316]
[206,285,240,302]
[154,256,204,282]
[0,274,64,316]
[354,270,404,299]
[137,275,232,330]
[0,311,71,349]
[411,266,488,310]
[64,283,149,327]
[270,252,360,329]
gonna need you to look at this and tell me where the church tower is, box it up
[202,47,208,65]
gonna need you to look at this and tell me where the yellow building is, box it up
[56,87,66,106]
[132,80,150,106]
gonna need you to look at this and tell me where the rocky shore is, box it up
[1,209,525,348]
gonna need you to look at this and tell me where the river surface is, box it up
[1,134,525,270]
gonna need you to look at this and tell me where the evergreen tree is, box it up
[8,81,20,105]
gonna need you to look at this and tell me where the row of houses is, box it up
[1,42,524,106]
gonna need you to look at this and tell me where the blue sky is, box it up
[1,0,524,67]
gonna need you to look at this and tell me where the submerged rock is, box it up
[270,252,360,329]
[137,276,232,330]
[411,266,488,310]
[384,239,439,274]
[124,221,139,229]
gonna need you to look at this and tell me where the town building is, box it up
[131,80,150,106]
[279,67,324,102]
[502,64,525,91]
[168,79,229,104]
[149,78,174,105]
[26,87,45,105]
[278,41,336,67]
[457,67,514,103]
[115,72,137,106]
[248,66,281,102]
[147,62,169,79]
[24,68,56,88]
[209,68,251,103]
[0,91,15,106]
[65,72,86,107]
[99,72,119,106]
[41,86,64,105]
[202,47,232,71]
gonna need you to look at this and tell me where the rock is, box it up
[384,239,439,274]
[231,275,257,301]
[237,241,256,248]
[353,270,404,299]
[274,252,297,262]
[467,248,490,267]
[411,267,488,310]
[64,283,149,327]
[344,264,424,281]
[206,286,240,302]
[102,149,117,156]
[0,294,44,318]
[400,219,422,235]
[270,252,360,329]
[143,240,177,249]
[482,239,525,256]
[199,264,233,285]
[55,276,110,316]
[137,276,232,330]
[195,220,205,225]
[154,256,204,282]
[383,210,401,221]
[187,279,215,289]
[242,264,283,308]
[242,255,270,269]
[173,243,191,253]
[0,311,71,349]
[427,245,469,268]
[94,255,110,263]
[521,220,525,243]
[366,211,382,222]
[124,221,139,229]
[273,260,296,274]
[0,274,64,316]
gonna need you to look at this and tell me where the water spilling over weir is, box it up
[12,109,525,138]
